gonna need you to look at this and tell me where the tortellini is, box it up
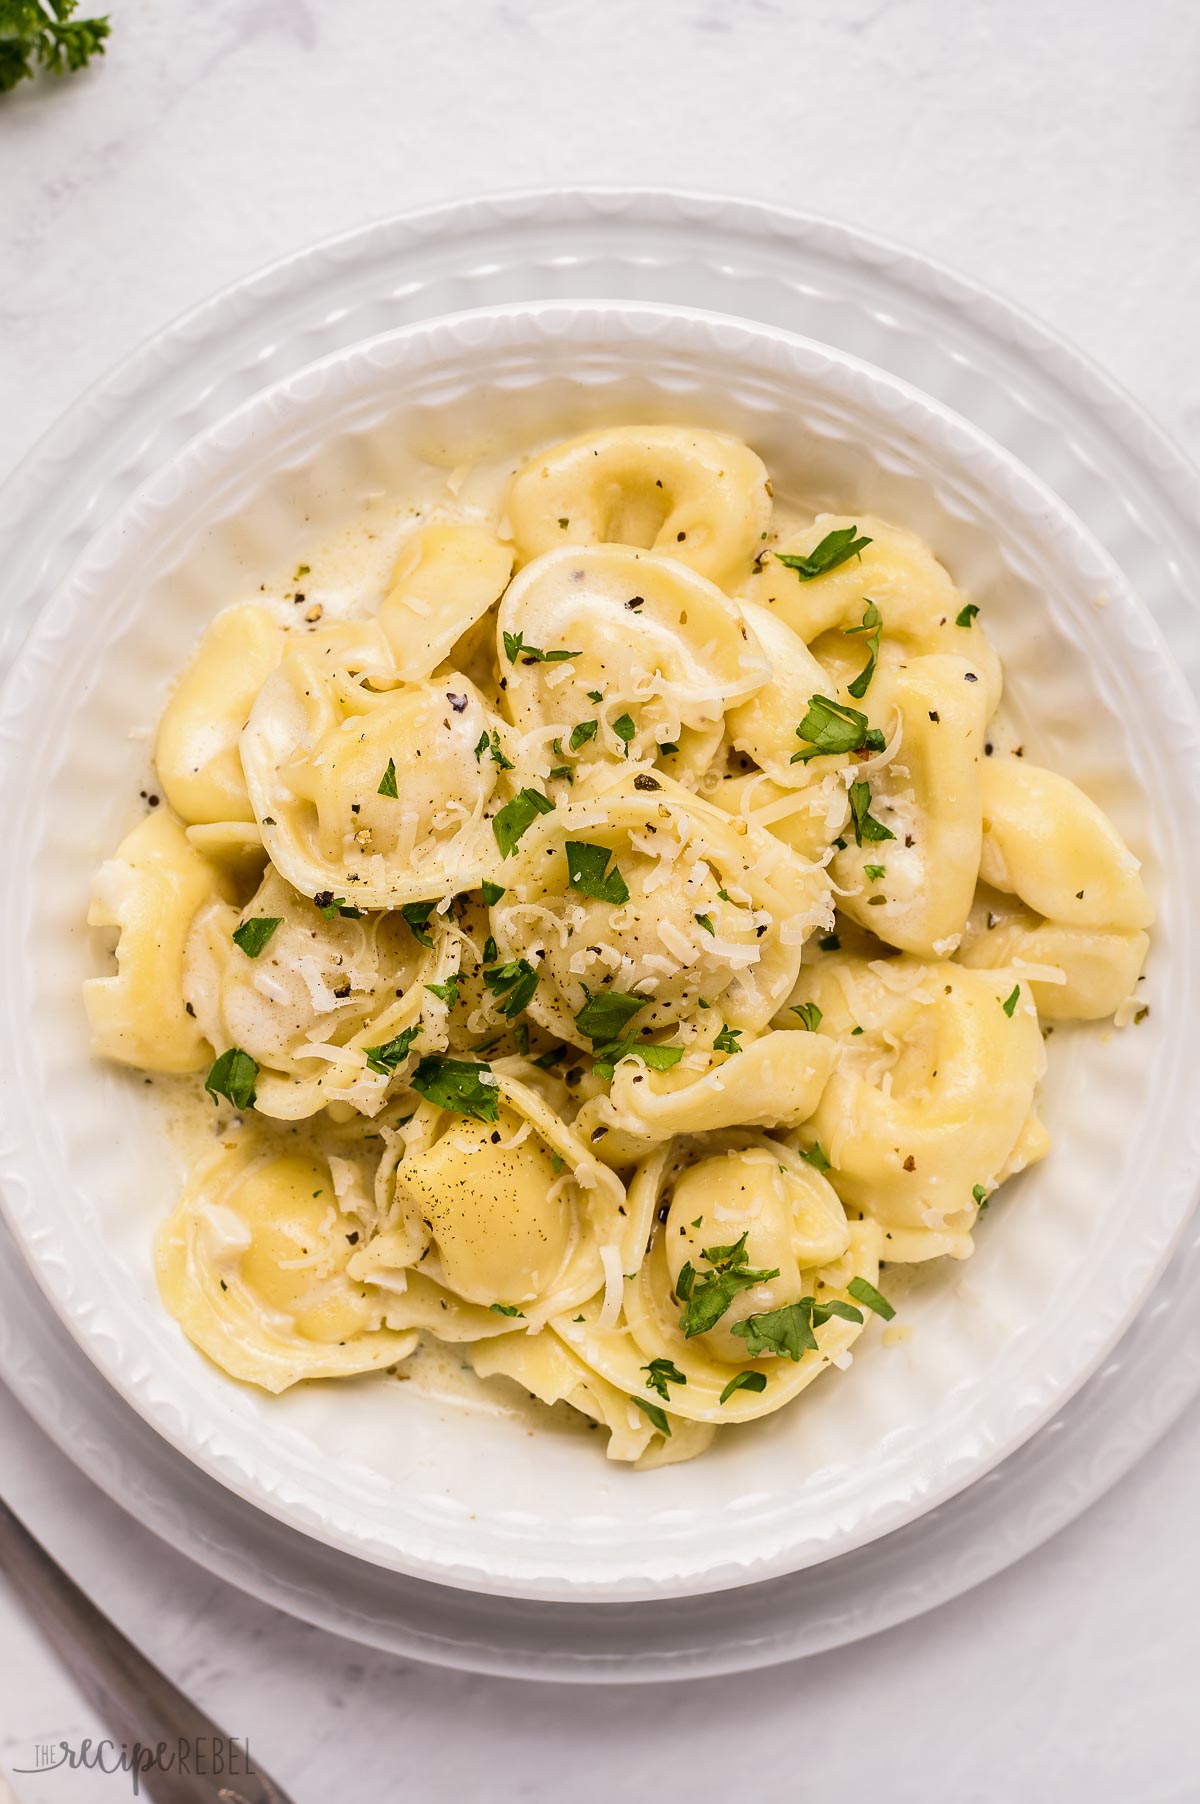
[86,424,1153,1464]
[506,424,771,590]
[156,1127,415,1390]
[497,544,769,784]
[242,623,500,908]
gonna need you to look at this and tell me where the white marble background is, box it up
[2,1,1199,1798]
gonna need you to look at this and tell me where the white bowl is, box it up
[1,300,1198,1602]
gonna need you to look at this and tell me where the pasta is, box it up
[85,423,1153,1465]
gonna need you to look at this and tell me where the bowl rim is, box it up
[2,293,1199,1601]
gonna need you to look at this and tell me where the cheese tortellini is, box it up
[85,424,1153,1464]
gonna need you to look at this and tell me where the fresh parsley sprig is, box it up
[0,0,110,94]
[675,1231,780,1338]
[775,525,871,582]
[791,695,886,764]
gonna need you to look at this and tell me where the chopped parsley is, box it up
[314,892,364,920]
[569,719,599,751]
[574,989,648,1046]
[612,712,636,755]
[483,956,540,1019]
[676,1232,781,1338]
[565,841,630,905]
[204,1048,258,1111]
[481,880,506,906]
[694,912,716,936]
[864,863,886,881]
[489,1303,525,1318]
[232,916,282,959]
[474,728,514,771]
[775,525,871,581]
[592,1039,685,1081]
[845,600,882,699]
[799,1141,831,1171]
[631,1395,671,1437]
[791,1002,823,1032]
[425,976,460,1007]
[587,689,604,703]
[955,603,980,628]
[643,1357,687,1400]
[410,1055,499,1122]
[972,1183,989,1208]
[791,694,886,764]
[364,1025,419,1075]
[493,787,554,858]
[713,1026,742,1055]
[503,630,580,665]
[730,1295,863,1360]
[848,779,895,845]
[719,1370,768,1404]
[377,758,399,798]
[1001,984,1021,1017]
[399,900,437,947]
[847,1276,896,1320]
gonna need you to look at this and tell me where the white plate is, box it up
[2,291,1198,1603]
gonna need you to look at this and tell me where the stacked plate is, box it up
[2,191,1199,1680]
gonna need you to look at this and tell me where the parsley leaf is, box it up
[425,976,460,1007]
[631,1395,671,1437]
[864,863,886,881]
[565,841,630,905]
[493,787,554,858]
[399,900,437,947]
[574,989,648,1046]
[799,1141,831,1171]
[847,1276,896,1320]
[695,912,715,936]
[713,1026,742,1055]
[791,694,886,764]
[775,525,872,582]
[591,1038,684,1081]
[0,0,110,93]
[612,712,636,755]
[377,758,399,798]
[314,892,364,920]
[503,630,580,664]
[791,1002,822,1032]
[204,1048,258,1111]
[364,1026,419,1075]
[489,1303,525,1318]
[643,1358,687,1401]
[955,602,980,628]
[481,880,506,906]
[972,1183,989,1208]
[232,916,282,959]
[844,600,882,699]
[587,689,604,703]
[411,1055,499,1122]
[719,1370,768,1404]
[483,956,540,1019]
[731,1296,863,1361]
[569,719,599,751]
[474,728,514,771]
[848,779,895,845]
[1001,983,1021,1017]
[678,1233,781,1338]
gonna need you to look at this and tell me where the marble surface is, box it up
[2,0,1200,1797]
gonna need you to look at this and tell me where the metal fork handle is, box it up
[0,1497,295,1803]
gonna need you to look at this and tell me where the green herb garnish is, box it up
[503,630,580,665]
[731,1296,862,1361]
[955,603,980,628]
[574,989,648,1045]
[481,880,506,906]
[713,1026,742,1055]
[377,758,399,798]
[425,976,460,1007]
[493,787,554,858]
[364,1026,419,1075]
[643,1358,687,1401]
[677,1232,781,1338]
[483,957,540,1019]
[232,916,282,959]
[791,694,886,764]
[612,713,636,755]
[565,841,630,905]
[719,1371,768,1404]
[631,1395,671,1436]
[569,720,599,751]
[204,1048,258,1111]
[399,900,437,947]
[791,1002,822,1032]
[0,0,110,94]
[489,1303,525,1318]
[1001,983,1021,1017]
[845,600,882,699]
[847,1276,896,1320]
[775,525,871,582]
[694,913,715,936]
[800,1141,831,1171]
[410,1055,499,1122]
[848,780,894,846]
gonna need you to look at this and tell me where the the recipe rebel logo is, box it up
[12,1734,258,1796]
